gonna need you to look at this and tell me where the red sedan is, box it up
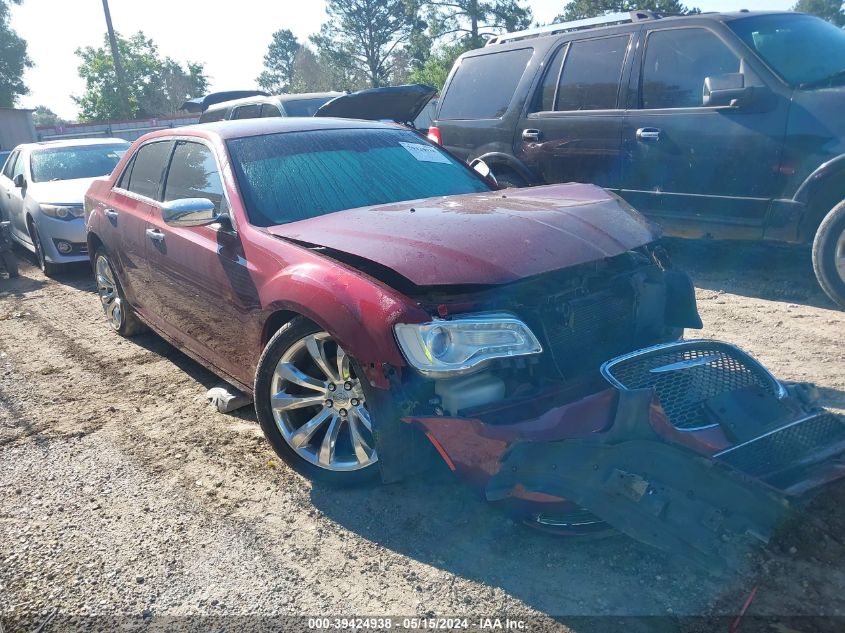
[85,118,845,572]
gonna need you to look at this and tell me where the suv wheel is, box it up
[492,169,527,189]
[94,248,146,336]
[812,199,845,309]
[254,317,379,486]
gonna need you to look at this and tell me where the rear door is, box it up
[621,25,788,237]
[107,140,173,307]
[514,32,634,189]
[144,140,256,382]
[436,47,535,162]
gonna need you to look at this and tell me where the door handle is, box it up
[636,127,661,141]
[522,128,542,142]
[145,228,165,242]
[103,208,118,219]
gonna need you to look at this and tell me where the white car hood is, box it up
[27,177,103,205]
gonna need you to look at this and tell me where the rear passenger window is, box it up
[233,105,260,120]
[642,28,740,109]
[438,48,533,120]
[260,104,281,118]
[125,141,172,200]
[116,154,135,189]
[163,142,228,214]
[199,108,227,123]
[551,35,630,111]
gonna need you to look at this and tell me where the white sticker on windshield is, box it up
[399,142,451,164]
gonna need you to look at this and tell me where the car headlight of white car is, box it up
[394,313,543,377]
[41,204,84,221]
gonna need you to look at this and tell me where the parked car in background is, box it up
[314,84,437,129]
[0,138,129,275]
[196,92,342,123]
[429,11,845,308]
[86,117,845,570]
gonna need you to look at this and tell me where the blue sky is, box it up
[11,0,793,119]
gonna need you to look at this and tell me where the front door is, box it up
[515,33,633,190]
[144,140,258,386]
[621,26,789,238]
[0,152,27,241]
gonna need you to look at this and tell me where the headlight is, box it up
[394,313,543,377]
[41,204,84,221]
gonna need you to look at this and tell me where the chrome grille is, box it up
[601,340,785,430]
[716,412,845,478]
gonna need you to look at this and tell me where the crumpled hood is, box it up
[28,177,102,205]
[267,183,658,287]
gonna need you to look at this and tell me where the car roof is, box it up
[136,116,403,143]
[14,137,130,152]
[475,11,794,53]
[206,92,344,112]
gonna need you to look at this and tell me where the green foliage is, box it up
[555,0,697,21]
[289,46,347,93]
[793,0,845,26]
[74,31,208,121]
[257,29,302,93]
[425,0,532,48]
[0,0,32,107]
[409,40,474,90]
[311,0,414,88]
[32,105,70,127]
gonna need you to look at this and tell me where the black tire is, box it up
[812,199,845,309]
[29,221,60,277]
[254,316,380,486]
[1,251,18,277]
[93,248,146,336]
[492,169,528,190]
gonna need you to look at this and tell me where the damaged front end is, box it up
[396,253,845,574]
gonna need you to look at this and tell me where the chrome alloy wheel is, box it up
[836,227,845,285]
[95,255,124,330]
[270,332,377,472]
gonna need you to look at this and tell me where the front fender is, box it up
[792,154,845,241]
[260,261,429,389]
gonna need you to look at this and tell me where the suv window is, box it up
[125,141,172,200]
[438,48,533,120]
[2,151,19,179]
[233,104,260,120]
[536,35,630,112]
[163,141,228,214]
[199,108,227,123]
[642,28,740,109]
[260,104,281,118]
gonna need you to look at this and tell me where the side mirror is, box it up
[703,73,753,108]
[161,198,219,227]
[469,158,499,188]
[13,174,25,188]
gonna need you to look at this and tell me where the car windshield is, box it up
[227,128,490,227]
[30,144,128,183]
[729,13,845,88]
[283,97,334,117]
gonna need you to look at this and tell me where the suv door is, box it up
[107,140,173,307]
[515,33,634,189]
[144,140,255,382]
[621,25,789,238]
[436,47,535,162]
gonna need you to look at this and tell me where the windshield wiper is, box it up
[800,68,845,89]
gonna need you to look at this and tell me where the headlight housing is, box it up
[41,204,84,221]
[394,313,543,377]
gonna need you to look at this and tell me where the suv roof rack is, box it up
[485,10,659,46]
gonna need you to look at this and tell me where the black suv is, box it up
[428,11,845,307]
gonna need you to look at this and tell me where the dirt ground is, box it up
[0,240,844,633]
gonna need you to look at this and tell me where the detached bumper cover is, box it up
[404,340,845,571]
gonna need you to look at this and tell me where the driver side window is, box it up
[2,151,19,179]
[641,28,740,109]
